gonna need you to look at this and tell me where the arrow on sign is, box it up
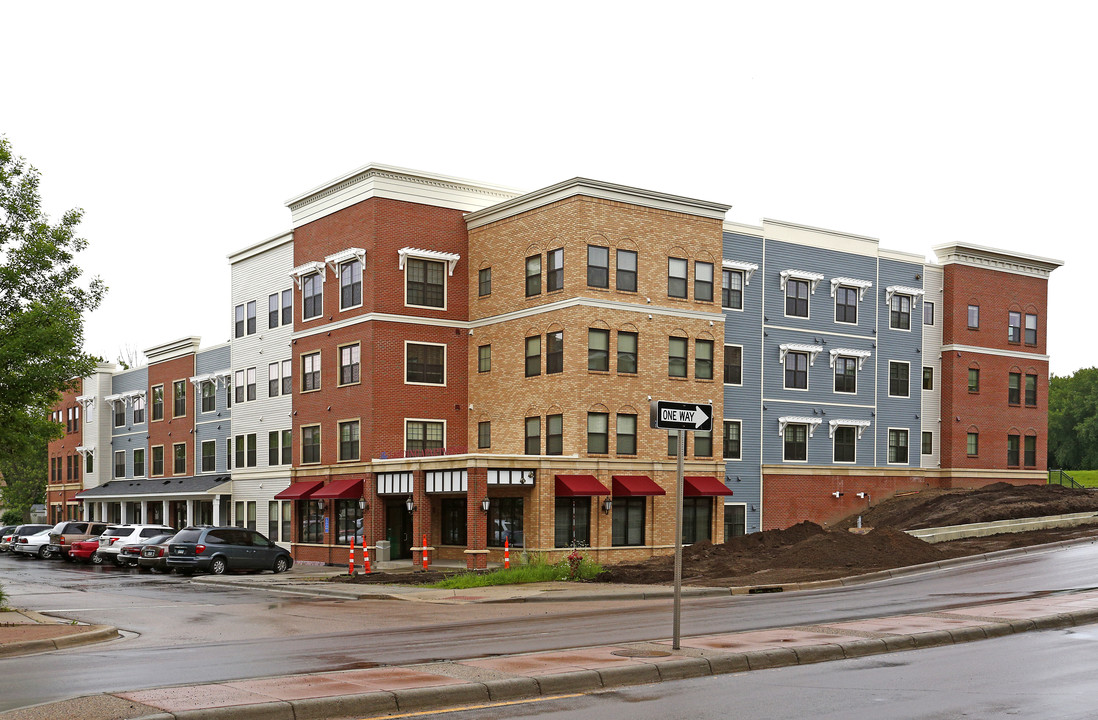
[692,405,708,428]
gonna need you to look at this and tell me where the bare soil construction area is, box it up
[332,483,1098,588]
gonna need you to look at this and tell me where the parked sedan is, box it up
[0,526,15,551]
[119,533,175,568]
[136,536,175,573]
[68,538,105,564]
[2,524,52,553]
[167,526,293,575]
[12,529,56,559]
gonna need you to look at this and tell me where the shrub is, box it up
[1,509,22,525]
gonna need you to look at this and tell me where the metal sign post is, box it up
[650,400,712,651]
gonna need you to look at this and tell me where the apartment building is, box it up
[56,164,1061,567]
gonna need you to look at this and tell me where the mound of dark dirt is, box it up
[835,483,1098,531]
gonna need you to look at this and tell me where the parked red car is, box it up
[69,538,105,564]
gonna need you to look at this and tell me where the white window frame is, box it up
[723,343,743,387]
[324,248,366,312]
[783,351,811,392]
[782,423,810,463]
[399,248,458,311]
[779,269,823,320]
[829,348,870,396]
[888,360,911,399]
[114,450,126,478]
[404,340,447,387]
[832,426,857,464]
[828,419,869,465]
[338,342,361,387]
[887,427,910,465]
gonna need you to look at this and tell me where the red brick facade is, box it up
[147,354,196,479]
[46,381,83,523]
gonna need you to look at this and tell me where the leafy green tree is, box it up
[0,137,104,517]
[1,508,22,525]
[1048,368,1098,470]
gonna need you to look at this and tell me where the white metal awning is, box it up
[290,261,326,288]
[779,343,824,365]
[398,247,461,276]
[829,348,872,370]
[779,269,824,293]
[885,285,925,306]
[830,276,873,300]
[828,419,872,439]
[721,259,759,285]
[778,416,823,437]
[324,247,366,274]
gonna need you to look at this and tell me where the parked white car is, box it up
[97,525,175,566]
[11,529,56,559]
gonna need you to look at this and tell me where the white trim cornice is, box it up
[941,344,1050,362]
[778,416,823,437]
[830,277,873,300]
[779,269,824,293]
[722,260,758,285]
[932,242,1063,279]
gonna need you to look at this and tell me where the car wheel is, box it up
[90,552,104,565]
[210,557,228,575]
[38,546,53,560]
[273,556,289,574]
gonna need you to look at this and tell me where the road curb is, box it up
[0,623,118,658]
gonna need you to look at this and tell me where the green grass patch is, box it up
[425,554,603,589]
[1049,470,1098,488]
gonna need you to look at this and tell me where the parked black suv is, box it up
[166,526,293,575]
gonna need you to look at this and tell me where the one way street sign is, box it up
[649,400,713,432]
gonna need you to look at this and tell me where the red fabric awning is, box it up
[273,480,325,500]
[683,476,733,497]
[611,475,666,497]
[311,478,364,500]
[555,475,611,497]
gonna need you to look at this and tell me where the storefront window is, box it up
[299,499,324,543]
[612,497,645,546]
[441,498,467,545]
[335,499,362,545]
[682,497,712,544]
[488,497,523,547]
[554,497,591,548]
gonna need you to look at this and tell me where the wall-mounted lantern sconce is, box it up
[602,497,613,514]
[358,499,368,512]
[481,497,491,513]
[405,496,415,513]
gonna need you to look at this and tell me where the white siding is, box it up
[921,265,944,468]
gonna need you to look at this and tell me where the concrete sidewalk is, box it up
[7,587,1098,720]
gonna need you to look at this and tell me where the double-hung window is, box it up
[281,359,292,395]
[268,293,279,328]
[968,304,980,329]
[968,368,980,393]
[546,332,563,374]
[694,262,714,302]
[616,250,637,292]
[587,245,608,288]
[967,432,979,456]
[406,420,444,454]
[1007,434,1020,466]
[546,248,563,292]
[268,363,280,397]
[723,420,741,459]
[722,269,742,309]
[246,301,256,334]
[834,426,856,463]
[889,362,909,397]
[888,429,909,464]
[724,345,742,385]
[478,344,491,373]
[617,332,637,374]
[302,273,323,320]
[173,380,187,417]
[835,356,857,393]
[1008,372,1021,405]
[923,367,934,390]
[785,352,808,390]
[1008,311,1022,343]
[478,267,491,297]
[525,336,541,377]
[525,255,541,297]
[546,414,563,455]
[616,414,637,455]
[669,337,688,378]
[201,381,215,412]
[302,352,320,391]
[173,443,186,474]
[1025,374,1037,406]
[341,344,361,385]
[923,301,935,325]
[301,426,320,464]
[587,412,609,454]
[133,396,145,424]
[890,294,911,330]
[668,258,688,298]
[340,259,362,309]
[234,304,245,338]
[1025,313,1038,344]
[786,279,809,317]
[1024,435,1037,467]
[406,343,443,384]
[234,370,246,404]
[478,421,491,449]
[406,258,445,308]
[201,441,215,472]
[588,329,610,371]
[339,420,360,461]
[114,450,125,478]
[133,448,145,477]
[836,286,858,324]
[695,340,713,379]
[113,400,125,427]
[152,446,164,476]
[784,424,807,461]
[525,417,540,455]
[281,289,293,326]
[246,368,256,402]
[151,385,163,421]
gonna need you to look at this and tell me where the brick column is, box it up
[411,469,430,568]
[363,472,378,567]
[465,467,488,570]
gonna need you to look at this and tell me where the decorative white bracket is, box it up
[779,269,824,293]
[76,446,95,459]
[324,247,366,275]
[722,259,759,286]
[829,348,872,370]
[779,343,823,365]
[398,247,461,277]
[828,419,872,439]
[778,416,823,438]
[884,285,925,306]
[75,395,95,421]
[830,277,873,300]
[290,261,326,289]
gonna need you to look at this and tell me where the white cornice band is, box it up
[941,344,1050,362]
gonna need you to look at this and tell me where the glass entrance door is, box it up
[384,499,413,559]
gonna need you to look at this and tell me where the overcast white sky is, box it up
[5,1,1093,375]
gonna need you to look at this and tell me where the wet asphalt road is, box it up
[2,541,1098,711]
